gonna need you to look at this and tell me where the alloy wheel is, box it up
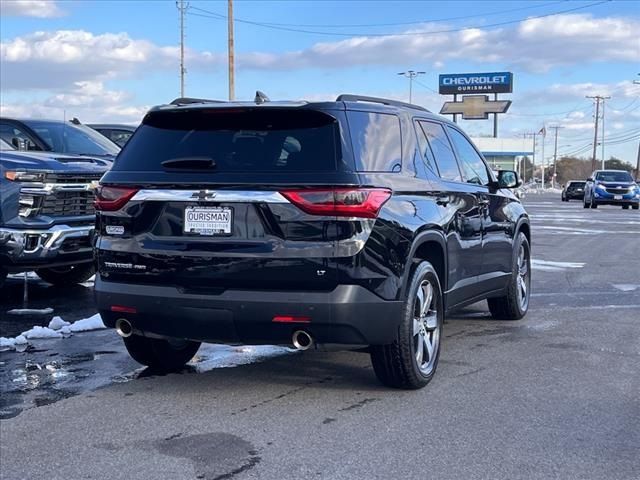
[412,280,440,375]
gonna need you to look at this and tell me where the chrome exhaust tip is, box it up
[292,330,313,351]
[115,318,133,338]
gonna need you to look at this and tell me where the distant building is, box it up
[471,137,533,172]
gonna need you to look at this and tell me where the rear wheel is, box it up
[488,232,531,320]
[633,205,639,210]
[36,263,95,286]
[622,205,629,210]
[122,334,201,372]
[370,261,443,389]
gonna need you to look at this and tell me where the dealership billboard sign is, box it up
[439,72,513,95]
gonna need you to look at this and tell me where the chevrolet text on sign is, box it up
[439,72,513,95]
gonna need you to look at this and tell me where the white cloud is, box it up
[0,30,223,91]
[0,0,63,18]
[0,81,148,124]
[235,14,640,73]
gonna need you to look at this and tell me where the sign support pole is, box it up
[493,93,498,138]
[452,94,457,123]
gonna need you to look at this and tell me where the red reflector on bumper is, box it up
[272,315,311,323]
[110,305,137,314]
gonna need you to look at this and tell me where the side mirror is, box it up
[497,170,520,189]
[11,137,29,151]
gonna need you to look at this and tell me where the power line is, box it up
[228,1,567,28]
[187,1,609,37]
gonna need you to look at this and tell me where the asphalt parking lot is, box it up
[1,192,638,480]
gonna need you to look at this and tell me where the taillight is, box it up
[94,186,138,211]
[280,188,391,218]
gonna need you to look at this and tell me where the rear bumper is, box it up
[565,192,584,199]
[95,276,404,346]
[0,224,94,271]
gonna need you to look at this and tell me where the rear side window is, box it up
[418,121,461,182]
[446,126,490,186]
[114,109,340,172]
[347,111,402,172]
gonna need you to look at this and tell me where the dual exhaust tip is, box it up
[116,318,314,351]
[292,330,313,351]
[115,318,133,338]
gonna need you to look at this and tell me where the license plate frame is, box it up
[614,195,623,200]
[183,206,233,236]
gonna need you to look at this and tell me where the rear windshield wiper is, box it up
[161,157,217,170]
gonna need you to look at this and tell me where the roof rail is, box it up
[169,97,227,106]
[336,94,430,112]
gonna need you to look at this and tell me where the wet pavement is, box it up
[1,193,639,479]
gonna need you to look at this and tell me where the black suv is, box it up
[94,95,530,389]
[561,181,586,201]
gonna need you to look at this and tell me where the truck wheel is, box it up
[622,205,629,210]
[36,263,95,286]
[633,205,639,210]
[488,232,531,320]
[370,261,443,389]
[122,334,201,372]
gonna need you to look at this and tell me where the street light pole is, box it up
[397,70,426,104]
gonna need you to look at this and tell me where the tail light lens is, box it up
[94,186,138,211]
[280,188,392,219]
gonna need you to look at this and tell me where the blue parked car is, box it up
[583,170,640,210]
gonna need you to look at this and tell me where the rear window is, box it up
[347,111,402,172]
[114,108,340,172]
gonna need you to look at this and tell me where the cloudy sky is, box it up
[1,0,639,163]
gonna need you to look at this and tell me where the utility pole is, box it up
[586,95,609,171]
[228,0,235,101]
[636,141,640,180]
[600,96,610,169]
[550,126,564,189]
[397,70,425,104]
[177,0,188,98]
[522,132,539,185]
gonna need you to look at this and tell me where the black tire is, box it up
[633,205,639,210]
[122,334,201,372]
[370,261,443,389]
[622,205,629,210]
[487,232,531,320]
[36,263,95,286]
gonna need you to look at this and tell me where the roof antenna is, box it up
[254,91,270,105]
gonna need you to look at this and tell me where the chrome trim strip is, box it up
[131,189,290,203]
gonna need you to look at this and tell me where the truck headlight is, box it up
[596,184,607,191]
[4,171,47,183]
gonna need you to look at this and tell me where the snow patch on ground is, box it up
[192,344,295,371]
[612,284,640,292]
[531,259,585,272]
[0,314,106,351]
[48,317,71,330]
